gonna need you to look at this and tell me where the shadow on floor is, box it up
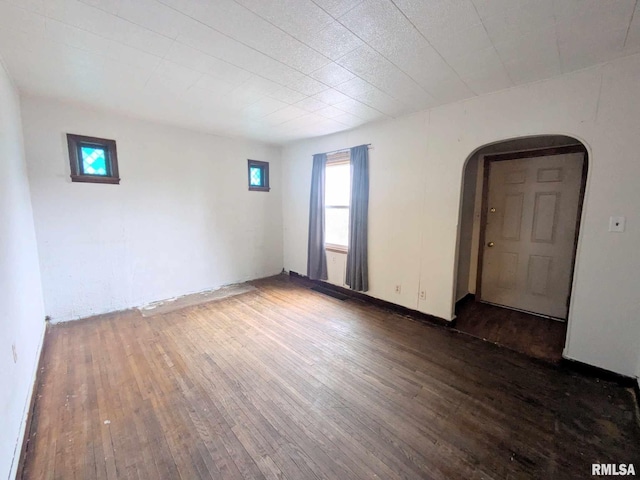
[454,296,567,363]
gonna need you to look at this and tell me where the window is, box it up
[248,159,270,191]
[67,134,120,184]
[325,152,350,252]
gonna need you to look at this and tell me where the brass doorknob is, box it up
[487,242,495,247]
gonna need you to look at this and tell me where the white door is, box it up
[480,152,585,319]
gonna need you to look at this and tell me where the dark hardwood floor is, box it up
[455,296,568,363]
[21,275,639,479]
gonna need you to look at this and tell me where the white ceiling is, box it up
[1,0,639,145]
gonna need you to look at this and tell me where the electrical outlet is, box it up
[420,290,426,300]
[395,285,401,294]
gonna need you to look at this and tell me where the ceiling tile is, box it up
[242,96,288,118]
[552,0,635,21]
[502,56,561,85]
[294,96,329,112]
[481,1,555,45]
[0,1,46,33]
[78,0,121,15]
[177,20,296,83]
[297,21,363,60]
[311,0,363,18]
[311,88,350,105]
[418,70,475,104]
[336,45,433,106]
[5,0,47,15]
[309,62,355,85]
[333,98,387,121]
[263,105,307,124]
[427,23,493,60]
[152,59,202,89]
[45,0,174,57]
[558,27,628,73]
[333,76,371,96]
[332,111,364,127]
[369,27,471,102]
[277,112,319,130]
[117,0,186,39]
[338,0,410,44]
[472,0,534,21]
[184,0,331,74]
[315,105,344,118]
[353,87,409,117]
[286,74,328,96]
[556,4,636,43]
[44,17,109,54]
[394,0,482,35]
[44,18,162,72]
[192,74,237,96]
[268,86,308,104]
[446,45,507,78]
[459,66,513,95]
[164,42,253,84]
[233,0,333,38]
[495,25,558,63]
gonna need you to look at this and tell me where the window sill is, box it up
[325,244,348,254]
[248,186,270,192]
[71,175,120,184]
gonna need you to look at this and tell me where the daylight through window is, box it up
[325,153,350,251]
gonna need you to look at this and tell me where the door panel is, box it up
[502,194,524,240]
[480,152,584,319]
[531,192,560,243]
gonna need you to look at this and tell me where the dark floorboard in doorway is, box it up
[455,297,567,363]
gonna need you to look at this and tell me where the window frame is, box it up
[67,133,120,185]
[247,159,270,192]
[324,152,350,254]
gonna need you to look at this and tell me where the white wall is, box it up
[0,61,46,479]
[282,53,640,377]
[22,97,283,322]
[455,153,478,301]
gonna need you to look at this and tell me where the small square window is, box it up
[67,133,120,184]
[248,159,269,192]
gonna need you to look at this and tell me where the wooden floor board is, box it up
[21,275,640,479]
[455,298,567,363]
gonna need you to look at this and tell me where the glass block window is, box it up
[67,134,120,184]
[247,159,269,191]
[250,166,262,186]
[80,146,108,175]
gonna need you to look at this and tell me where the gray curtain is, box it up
[345,145,369,291]
[307,153,328,280]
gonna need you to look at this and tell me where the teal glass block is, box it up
[250,166,262,186]
[81,146,107,175]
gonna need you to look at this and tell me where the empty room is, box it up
[1,0,640,478]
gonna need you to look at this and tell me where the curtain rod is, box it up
[320,143,372,156]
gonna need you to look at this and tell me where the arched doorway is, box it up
[453,135,588,362]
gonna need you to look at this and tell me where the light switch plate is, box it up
[609,216,625,232]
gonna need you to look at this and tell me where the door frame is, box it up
[475,145,589,316]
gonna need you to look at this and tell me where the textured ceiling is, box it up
[1,0,639,144]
